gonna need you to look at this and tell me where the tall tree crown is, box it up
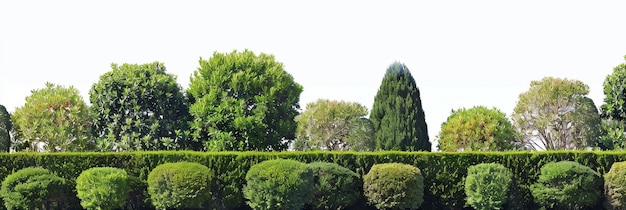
[369,62,430,151]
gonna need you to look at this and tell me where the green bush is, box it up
[147,162,214,210]
[307,162,361,210]
[0,167,74,210]
[76,167,131,210]
[464,163,513,210]
[243,159,313,210]
[604,161,626,210]
[531,161,602,209]
[363,163,424,210]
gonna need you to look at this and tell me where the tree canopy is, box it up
[512,77,601,150]
[437,106,519,152]
[293,99,374,151]
[369,62,430,151]
[187,49,303,151]
[600,55,626,150]
[89,62,191,151]
[12,83,92,152]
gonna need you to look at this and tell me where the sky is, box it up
[1,1,625,151]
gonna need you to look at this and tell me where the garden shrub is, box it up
[75,167,131,210]
[531,161,602,209]
[307,162,361,210]
[604,161,626,210]
[363,163,424,210]
[464,163,513,210]
[0,167,74,210]
[147,162,214,210]
[243,159,313,210]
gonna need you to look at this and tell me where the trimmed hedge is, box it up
[243,159,313,210]
[76,167,130,210]
[307,161,361,209]
[147,162,214,209]
[0,151,625,210]
[605,161,626,210]
[363,163,424,210]
[531,161,603,209]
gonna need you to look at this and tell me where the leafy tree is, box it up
[437,106,519,152]
[369,62,430,151]
[187,49,303,151]
[12,83,92,152]
[293,99,374,151]
[600,56,626,149]
[0,104,11,152]
[89,62,191,151]
[512,77,601,150]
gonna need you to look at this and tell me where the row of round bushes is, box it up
[2,159,626,209]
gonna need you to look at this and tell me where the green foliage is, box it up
[464,163,513,210]
[294,99,374,151]
[512,77,601,150]
[187,49,303,151]
[307,162,361,210]
[0,167,74,210]
[370,62,430,151]
[601,57,626,150]
[11,82,92,152]
[76,167,131,210]
[147,161,214,210]
[0,105,11,152]
[363,163,424,210]
[89,62,191,151]
[531,161,602,209]
[437,106,519,152]
[604,161,626,209]
[243,159,313,210]
[602,55,626,121]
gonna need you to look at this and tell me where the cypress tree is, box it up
[0,104,11,152]
[370,62,430,151]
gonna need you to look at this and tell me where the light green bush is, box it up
[76,167,131,210]
[307,162,361,209]
[531,161,602,209]
[243,159,313,210]
[0,167,73,210]
[605,161,626,210]
[147,162,214,210]
[464,163,513,210]
[363,163,424,210]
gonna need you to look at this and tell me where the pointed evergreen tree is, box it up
[0,104,11,152]
[370,62,430,151]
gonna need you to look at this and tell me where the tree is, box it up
[600,55,626,150]
[11,82,92,152]
[512,77,601,150]
[369,62,430,151]
[0,104,11,152]
[293,99,374,151]
[187,49,303,151]
[89,62,191,151]
[437,106,519,152]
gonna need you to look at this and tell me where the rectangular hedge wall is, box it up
[0,151,625,210]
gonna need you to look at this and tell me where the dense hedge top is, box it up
[1,151,625,210]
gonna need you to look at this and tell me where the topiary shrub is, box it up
[0,167,74,210]
[76,167,131,210]
[147,162,214,210]
[363,163,424,210]
[307,162,361,210]
[243,159,313,210]
[464,163,513,210]
[605,161,626,210]
[531,161,602,209]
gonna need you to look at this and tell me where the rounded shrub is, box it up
[76,167,131,210]
[464,163,513,210]
[531,161,602,209]
[147,162,214,209]
[604,161,626,209]
[243,159,313,210]
[307,162,361,210]
[363,163,424,210]
[0,167,72,210]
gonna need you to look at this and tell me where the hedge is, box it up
[0,151,625,210]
